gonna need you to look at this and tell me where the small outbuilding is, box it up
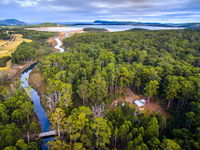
[134,99,146,110]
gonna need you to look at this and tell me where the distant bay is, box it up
[27,25,184,32]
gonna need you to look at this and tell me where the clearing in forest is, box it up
[109,88,168,116]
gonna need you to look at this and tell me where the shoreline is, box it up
[0,60,37,81]
[29,33,67,112]
[47,32,66,51]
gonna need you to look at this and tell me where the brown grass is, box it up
[29,67,47,96]
[69,30,85,36]
[0,34,32,58]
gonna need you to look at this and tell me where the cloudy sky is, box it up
[0,0,200,23]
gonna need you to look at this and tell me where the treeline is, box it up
[0,29,11,40]
[83,27,108,32]
[37,29,200,149]
[28,22,61,27]
[10,29,55,64]
[11,41,51,64]
[15,29,56,41]
[0,83,40,149]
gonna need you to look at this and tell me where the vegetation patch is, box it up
[15,29,56,41]
[0,56,11,67]
[83,27,108,32]
[11,41,51,64]
[38,29,199,150]
[0,34,32,58]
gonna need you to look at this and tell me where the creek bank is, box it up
[47,32,66,51]
[28,67,49,111]
[29,32,67,111]
[20,62,52,150]
[0,60,37,81]
[27,34,66,149]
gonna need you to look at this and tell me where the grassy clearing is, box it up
[0,40,8,46]
[0,34,32,58]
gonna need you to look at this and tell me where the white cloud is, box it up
[1,0,55,7]
[16,0,40,7]
[0,0,199,23]
[50,5,75,11]
[91,2,109,8]
[37,5,76,11]
[96,10,110,14]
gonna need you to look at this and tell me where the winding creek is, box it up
[20,34,67,149]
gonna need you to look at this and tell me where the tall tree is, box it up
[46,79,72,111]
[144,80,159,103]
[66,106,92,142]
[77,79,91,105]
[89,74,108,104]
[90,117,111,149]
[164,76,180,109]
[161,139,181,150]
[145,117,159,140]
[50,108,66,137]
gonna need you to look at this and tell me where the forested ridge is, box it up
[0,29,199,149]
[36,29,200,149]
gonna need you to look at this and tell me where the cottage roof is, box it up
[134,99,146,107]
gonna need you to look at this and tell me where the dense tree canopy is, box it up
[11,41,51,64]
[38,29,200,149]
[0,84,40,149]
[1,28,200,149]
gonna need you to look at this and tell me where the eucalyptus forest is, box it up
[0,28,200,150]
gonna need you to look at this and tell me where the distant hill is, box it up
[32,22,62,27]
[178,23,200,29]
[94,20,200,29]
[0,19,26,26]
[93,20,175,27]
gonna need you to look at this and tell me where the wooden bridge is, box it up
[38,130,56,138]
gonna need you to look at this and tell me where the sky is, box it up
[0,0,200,23]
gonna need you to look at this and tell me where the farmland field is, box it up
[0,34,32,58]
[0,34,31,70]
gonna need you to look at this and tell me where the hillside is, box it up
[179,23,200,28]
[0,19,26,26]
[93,20,176,27]
[30,22,62,27]
[93,20,200,28]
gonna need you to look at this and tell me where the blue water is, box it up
[69,25,185,31]
[20,64,52,150]
[20,37,65,149]
[36,25,184,33]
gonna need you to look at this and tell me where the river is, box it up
[20,34,66,149]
